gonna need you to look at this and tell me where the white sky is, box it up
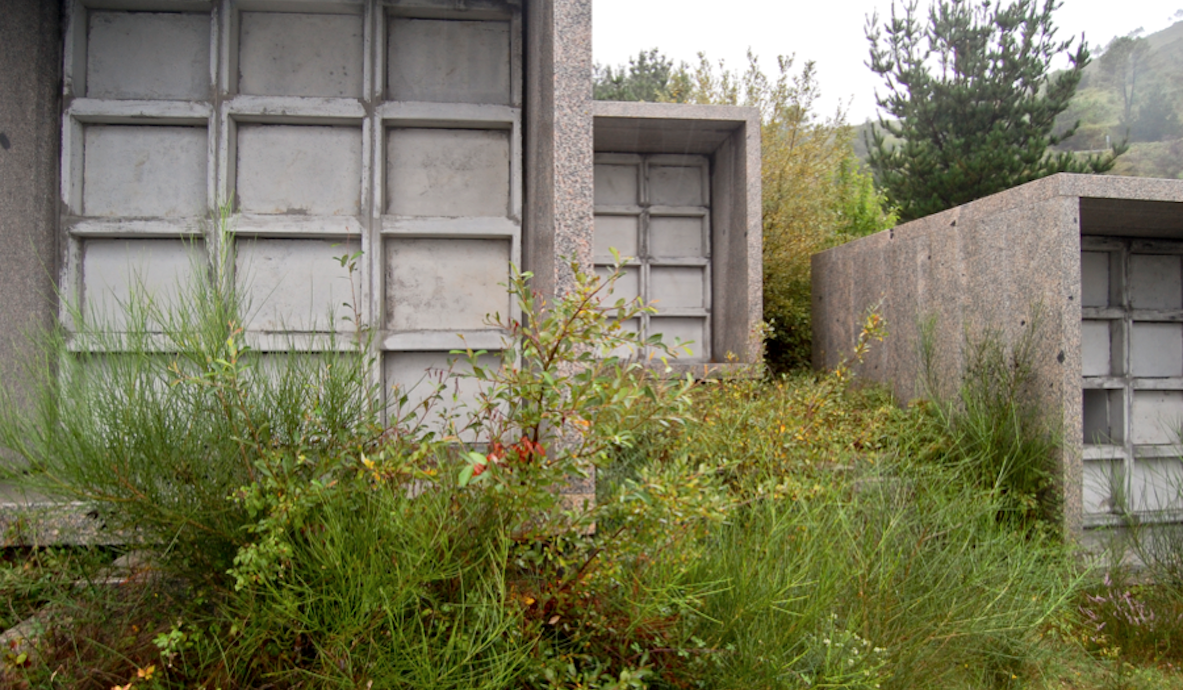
[592,0,1183,123]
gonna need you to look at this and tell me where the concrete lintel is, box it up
[236,214,364,237]
[68,99,212,124]
[377,101,518,127]
[381,330,507,351]
[592,100,758,155]
[227,95,367,122]
[381,216,520,238]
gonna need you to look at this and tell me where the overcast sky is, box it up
[592,0,1183,123]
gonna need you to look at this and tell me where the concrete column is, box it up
[524,0,594,301]
[0,0,61,415]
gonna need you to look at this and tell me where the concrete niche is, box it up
[236,239,358,332]
[86,11,211,100]
[384,238,511,332]
[810,173,1183,534]
[238,12,363,98]
[82,125,207,218]
[385,128,510,217]
[81,239,202,329]
[236,124,362,216]
[387,18,511,105]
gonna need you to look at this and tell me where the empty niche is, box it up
[82,125,207,217]
[238,12,363,98]
[236,239,358,331]
[651,216,706,258]
[649,164,705,207]
[649,317,706,361]
[1131,322,1183,377]
[383,351,499,437]
[594,215,638,258]
[237,124,362,216]
[87,11,211,100]
[651,267,705,310]
[1080,251,1110,308]
[1082,389,1123,444]
[387,18,510,104]
[594,164,638,206]
[1132,390,1183,445]
[1081,320,1113,376]
[1082,459,1123,515]
[1131,458,1183,513]
[386,129,510,217]
[384,238,510,332]
[81,239,202,330]
[1130,254,1183,310]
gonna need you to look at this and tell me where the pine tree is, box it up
[865,0,1123,221]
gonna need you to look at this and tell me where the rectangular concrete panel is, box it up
[1132,390,1183,445]
[81,239,202,329]
[1083,459,1122,515]
[595,265,639,305]
[649,316,706,361]
[237,239,358,332]
[87,11,211,100]
[1132,458,1183,512]
[1081,320,1112,376]
[650,216,705,258]
[1131,322,1183,377]
[594,164,638,206]
[593,215,637,258]
[649,164,704,206]
[387,18,510,105]
[651,266,705,310]
[386,128,510,217]
[1130,254,1183,309]
[237,124,362,216]
[384,350,499,438]
[1083,389,1123,444]
[1081,251,1110,308]
[238,12,363,98]
[385,238,510,331]
[83,125,207,217]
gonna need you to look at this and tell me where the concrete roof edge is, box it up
[592,100,759,126]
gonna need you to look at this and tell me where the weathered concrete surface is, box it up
[812,173,1183,535]
[81,239,201,329]
[236,238,357,332]
[388,18,511,105]
[87,10,210,100]
[385,128,510,217]
[237,124,362,216]
[0,0,61,415]
[592,101,762,366]
[238,11,364,98]
[524,0,594,300]
[384,238,512,332]
[83,125,208,217]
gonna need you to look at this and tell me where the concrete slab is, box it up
[82,125,207,217]
[236,238,359,332]
[387,18,511,105]
[385,128,510,217]
[236,124,362,216]
[384,238,511,332]
[238,11,363,98]
[87,11,210,100]
[81,239,202,330]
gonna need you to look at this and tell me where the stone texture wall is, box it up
[813,173,1183,534]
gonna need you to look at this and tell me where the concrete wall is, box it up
[592,101,762,369]
[0,0,61,418]
[813,173,1183,534]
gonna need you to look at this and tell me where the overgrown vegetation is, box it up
[4,214,1183,688]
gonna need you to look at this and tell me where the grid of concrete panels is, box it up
[59,0,522,415]
[1081,238,1183,522]
[592,154,711,363]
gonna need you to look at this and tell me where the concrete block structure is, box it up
[812,173,1183,535]
[0,0,761,532]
